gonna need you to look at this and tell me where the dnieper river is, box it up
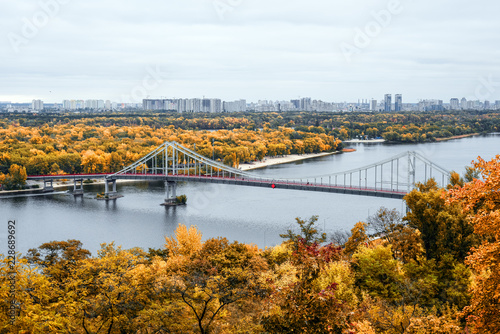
[1,134,499,256]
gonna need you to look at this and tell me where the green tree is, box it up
[352,245,403,302]
[404,179,475,262]
[280,216,326,251]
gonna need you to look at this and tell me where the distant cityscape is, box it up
[2,95,500,113]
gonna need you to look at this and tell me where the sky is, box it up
[1,0,500,103]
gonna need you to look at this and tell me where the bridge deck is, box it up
[28,173,407,199]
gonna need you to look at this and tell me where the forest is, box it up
[1,155,500,333]
[2,109,500,190]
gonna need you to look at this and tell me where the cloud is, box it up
[1,0,500,103]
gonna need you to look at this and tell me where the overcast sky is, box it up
[1,0,500,103]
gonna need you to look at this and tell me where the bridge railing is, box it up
[107,141,451,195]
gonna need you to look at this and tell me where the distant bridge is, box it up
[27,141,451,202]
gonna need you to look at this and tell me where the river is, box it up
[2,134,500,256]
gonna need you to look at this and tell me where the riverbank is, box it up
[435,133,480,142]
[0,188,50,197]
[343,139,386,143]
[239,152,337,171]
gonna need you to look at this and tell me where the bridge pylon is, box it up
[43,179,54,193]
[164,180,177,204]
[104,178,117,197]
[73,179,84,196]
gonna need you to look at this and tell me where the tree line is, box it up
[0,121,340,188]
[3,109,500,142]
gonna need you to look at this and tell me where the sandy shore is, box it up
[239,152,337,171]
[343,139,386,143]
[435,133,479,142]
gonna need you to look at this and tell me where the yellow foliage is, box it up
[165,224,203,258]
[314,261,358,308]
[351,321,376,334]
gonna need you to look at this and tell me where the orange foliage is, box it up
[448,155,500,333]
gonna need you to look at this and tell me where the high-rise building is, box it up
[484,101,491,110]
[223,100,246,112]
[63,100,71,110]
[384,94,392,112]
[450,98,460,110]
[495,100,500,110]
[370,99,377,111]
[418,99,444,112]
[395,94,402,111]
[31,99,44,111]
[460,98,467,110]
[300,97,312,111]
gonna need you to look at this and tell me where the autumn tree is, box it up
[367,207,425,263]
[280,216,326,251]
[0,164,27,190]
[63,243,150,334]
[25,239,91,284]
[264,217,350,333]
[404,179,475,263]
[352,245,403,302]
[448,155,500,333]
[344,222,369,256]
[263,240,349,333]
[0,257,70,333]
[163,225,268,334]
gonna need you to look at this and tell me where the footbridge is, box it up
[27,141,451,202]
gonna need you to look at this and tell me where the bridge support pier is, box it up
[73,179,84,196]
[43,179,54,192]
[104,179,117,196]
[164,181,177,204]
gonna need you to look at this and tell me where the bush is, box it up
[176,195,187,204]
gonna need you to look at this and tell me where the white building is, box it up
[31,99,44,111]
[461,98,467,110]
[223,99,246,112]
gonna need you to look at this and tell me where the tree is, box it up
[263,239,348,333]
[280,216,326,251]
[25,239,91,283]
[404,179,475,263]
[0,257,70,333]
[63,243,150,334]
[447,155,500,333]
[163,226,267,334]
[352,245,403,302]
[367,207,403,238]
[344,222,369,256]
[0,164,27,190]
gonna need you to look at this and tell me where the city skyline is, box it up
[2,1,500,103]
[2,93,500,106]
[3,94,500,113]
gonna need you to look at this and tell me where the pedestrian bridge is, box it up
[27,141,451,201]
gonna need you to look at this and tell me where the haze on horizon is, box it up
[1,0,500,104]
